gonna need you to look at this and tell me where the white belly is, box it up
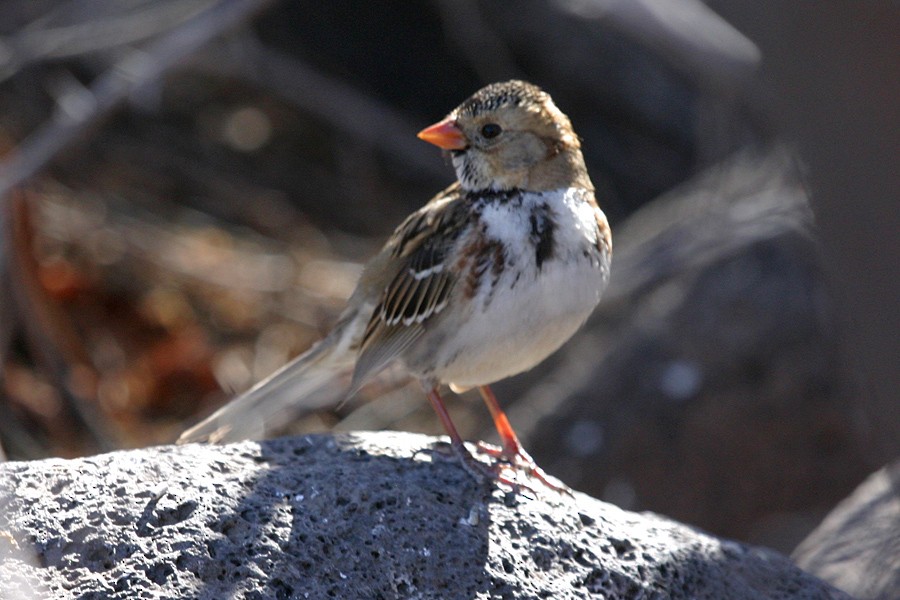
[432,254,605,386]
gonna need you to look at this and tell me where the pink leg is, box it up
[423,384,514,486]
[478,385,570,494]
[425,386,467,451]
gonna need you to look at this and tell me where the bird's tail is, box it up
[177,333,354,444]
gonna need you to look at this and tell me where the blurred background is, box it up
[0,0,896,557]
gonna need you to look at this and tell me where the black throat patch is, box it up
[465,188,522,205]
[529,203,555,269]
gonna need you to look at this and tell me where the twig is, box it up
[5,192,113,449]
[0,0,219,82]
[0,0,275,200]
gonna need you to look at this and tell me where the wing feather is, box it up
[351,185,470,387]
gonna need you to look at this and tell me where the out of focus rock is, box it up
[793,460,900,600]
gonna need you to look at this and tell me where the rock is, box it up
[0,431,847,599]
[793,460,900,599]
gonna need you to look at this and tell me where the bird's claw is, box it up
[427,441,521,490]
[424,440,570,496]
[476,441,572,496]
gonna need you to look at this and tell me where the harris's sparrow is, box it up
[179,80,612,491]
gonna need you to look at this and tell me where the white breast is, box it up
[425,187,610,387]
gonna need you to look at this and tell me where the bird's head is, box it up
[418,80,591,193]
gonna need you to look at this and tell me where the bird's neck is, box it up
[527,148,593,193]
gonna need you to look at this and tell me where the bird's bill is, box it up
[417,118,467,150]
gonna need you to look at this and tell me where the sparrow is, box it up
[179,80,612,491]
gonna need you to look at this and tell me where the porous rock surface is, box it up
[0,431,847,599]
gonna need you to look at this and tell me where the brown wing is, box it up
[351,185,469,387]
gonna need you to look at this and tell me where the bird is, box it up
[178,80,612,491]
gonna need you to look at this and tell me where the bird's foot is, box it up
[428,441,522,490]
[476,441,572,496]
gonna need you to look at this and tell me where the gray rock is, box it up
[793,460,900,599]
[0,431,847,599]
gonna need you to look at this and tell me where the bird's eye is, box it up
[480,123,502,139]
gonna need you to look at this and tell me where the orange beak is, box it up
[417,118,467,150]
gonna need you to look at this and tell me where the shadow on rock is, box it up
[177,434,493,598]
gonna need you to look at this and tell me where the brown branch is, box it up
[3,192,110,450]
